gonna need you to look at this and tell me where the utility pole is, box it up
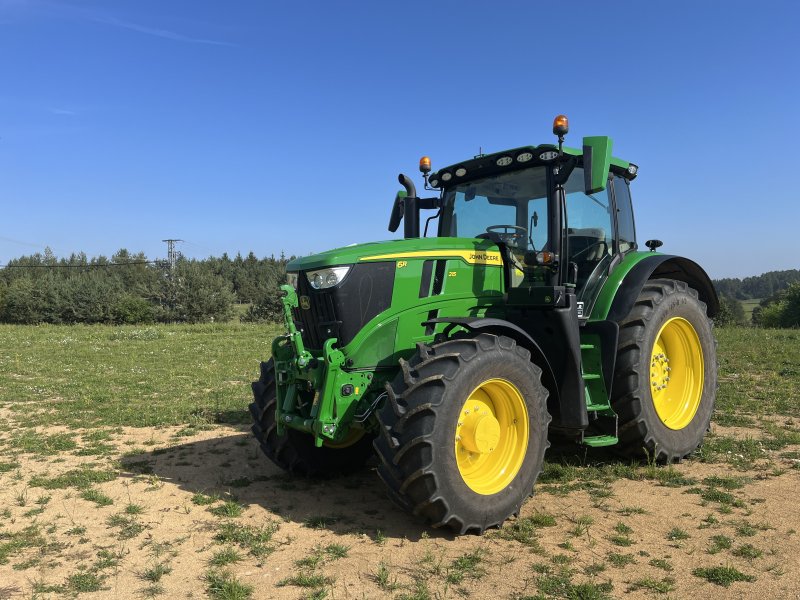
[162,239,183,271]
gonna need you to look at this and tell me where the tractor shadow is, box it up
[120,425,642,541]
[119,426,437,541]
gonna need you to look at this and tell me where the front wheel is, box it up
[250,359,374,476]
[612,279,717,461]
[373,334,550,534]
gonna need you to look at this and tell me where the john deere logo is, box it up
[299,296,311,310]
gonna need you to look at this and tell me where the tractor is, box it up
[250,116,718,534]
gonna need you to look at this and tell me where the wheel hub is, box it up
[458,410,501,455]
[650,352,671,392]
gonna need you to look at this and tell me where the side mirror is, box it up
[582,136,613,194]
[388,191,406,233]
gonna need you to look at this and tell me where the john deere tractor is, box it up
[250,116,718,534]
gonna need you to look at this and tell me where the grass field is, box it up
[1,324,798,599]
[741,299,762,322]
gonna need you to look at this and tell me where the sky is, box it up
[1,0,798,279]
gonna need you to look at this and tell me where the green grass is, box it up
[0,323,281,429]
[141,562,172,583]
[277,573,332,588]
[209,500,245,518]
[192,492,221,506]
[666,527,690,541]
[9,431,77,455]
[107,513,146,540]
[708,535,733,554]
[372,562,400,591]
[214,522,279,558]
[205,569,253,600]
[80,488,114,506]
[29,467,117,490]
[715,328,800,418]
[692,565,756,587]
[210,548,243,567]
[0,525,46,565]
[446,549,486,584]
[607,552,635,568]
[627,576,676,594]
[67,571,105,593]
[125,503,144,515]
[732,544,763,560]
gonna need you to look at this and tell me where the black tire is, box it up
[373,334,550,534]
[612,279,717,462]
[249,359,374,476]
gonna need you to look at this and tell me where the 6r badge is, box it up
[299,296,311,310]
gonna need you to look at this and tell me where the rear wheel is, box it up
[250,359,374,476]
[612,279,716,461]
[373,334,550,534]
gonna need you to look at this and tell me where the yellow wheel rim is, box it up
[650,317,704,430]
[455,378,529,495]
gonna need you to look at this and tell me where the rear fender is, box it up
[603,255,719,322]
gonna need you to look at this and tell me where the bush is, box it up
[113,294,155,324]
[753,283,800,328]
[714,296,746,327]
[240,287,285,323]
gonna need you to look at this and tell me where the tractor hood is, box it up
[286,237,503,273]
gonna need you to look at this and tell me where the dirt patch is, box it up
[1,424,798,599]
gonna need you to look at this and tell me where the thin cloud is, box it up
[49,107,77,116]
[93,15,236,47]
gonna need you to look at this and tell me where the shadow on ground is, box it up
[119,427,438,541]
[120,427,636,541]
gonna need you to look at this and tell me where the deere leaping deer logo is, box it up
[299,296,311,310]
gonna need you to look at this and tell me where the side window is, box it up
[564,168,614,300]
[564,168,614,261]
[613,176,637,253]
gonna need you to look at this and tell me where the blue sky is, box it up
[1,0,798,278]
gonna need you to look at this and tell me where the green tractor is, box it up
[250,116,718,534]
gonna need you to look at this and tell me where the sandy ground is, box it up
[1,422,798,600]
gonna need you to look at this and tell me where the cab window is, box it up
[613,175,637,252]
[564,168,614,300]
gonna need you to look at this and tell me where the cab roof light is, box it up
[419,156,431,174]
[552,114,569,136]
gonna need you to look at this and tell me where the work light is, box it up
[306,266,351,289]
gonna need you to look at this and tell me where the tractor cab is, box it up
[397,115,639,321]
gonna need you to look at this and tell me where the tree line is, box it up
[0,248,289,325]
[713,269,800,328]
[1,250,797,327]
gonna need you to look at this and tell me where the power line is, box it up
[0,261,161,269]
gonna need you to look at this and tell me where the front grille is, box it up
[293,277,339,351]
[292,262,395,351]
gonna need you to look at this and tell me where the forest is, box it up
[0,248,289,324]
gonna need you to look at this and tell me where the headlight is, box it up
[306,266,351,289]
[286,273,299,289]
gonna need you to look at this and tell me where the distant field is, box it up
[741,299,762,322]
[0,324,798,599]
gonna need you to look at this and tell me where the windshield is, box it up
[438,167,549,252]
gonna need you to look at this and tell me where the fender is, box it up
[423,316,564,422]
[598,254,719,323]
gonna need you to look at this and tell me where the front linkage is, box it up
[271,284,376,447]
